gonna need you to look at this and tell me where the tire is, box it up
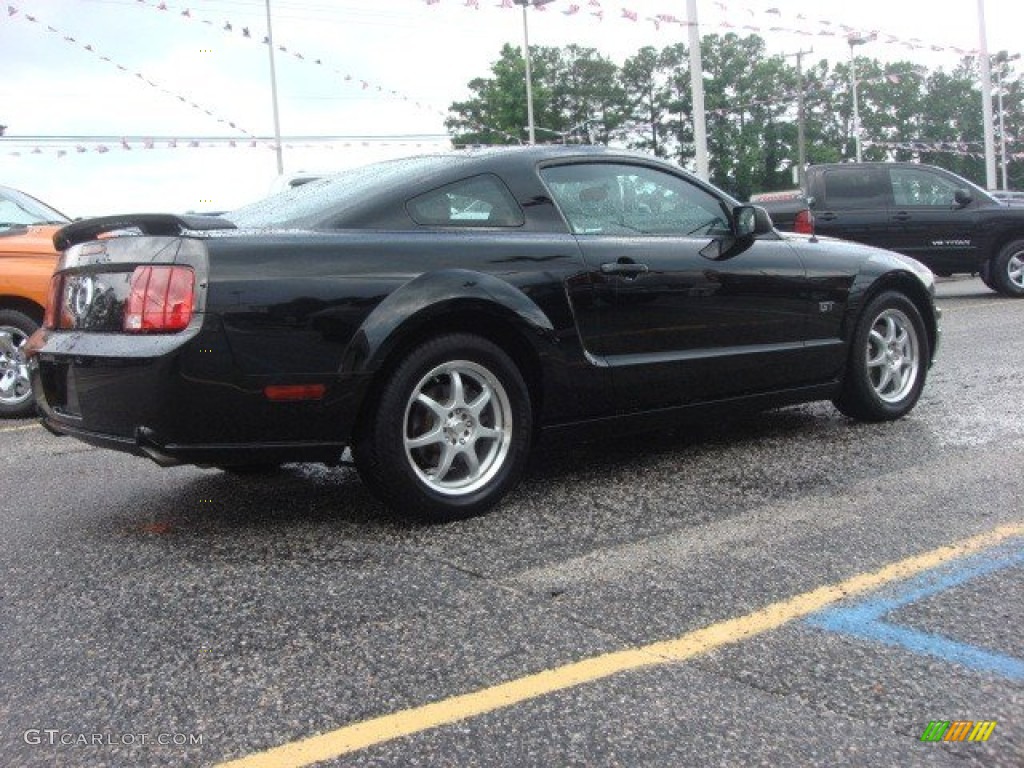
[834,291,928,422]
[0,309,39,418]
[354,333,532,522]
[988,239,1024,297]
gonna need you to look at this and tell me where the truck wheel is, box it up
[354,334,532,522]
[834,292,928,422]
[0,309,38,418]
[989,240,1024,297]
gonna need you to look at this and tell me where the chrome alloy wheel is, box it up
[403,360,512,496]
[865,308,920,404]
[0,325,31,408]
[1007,250,1024,290]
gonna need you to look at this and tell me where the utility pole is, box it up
[785,49,813,188]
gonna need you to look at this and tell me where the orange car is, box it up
[0,185,70,417]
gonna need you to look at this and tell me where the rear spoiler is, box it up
[53,213,236,251]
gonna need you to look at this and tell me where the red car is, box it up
[0,185,70,417]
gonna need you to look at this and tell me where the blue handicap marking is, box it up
[805,545,1024,681]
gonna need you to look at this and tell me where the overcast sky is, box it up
[1,0,1020,216]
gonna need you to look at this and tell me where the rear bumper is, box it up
[39,416,347,467]
[28,323,368,467]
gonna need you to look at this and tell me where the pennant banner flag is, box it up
[5,5,257,136]
[2,135,454,159]
[412,0,979,57]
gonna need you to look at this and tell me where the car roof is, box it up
[388,144,675,172]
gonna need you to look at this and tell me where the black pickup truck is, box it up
[751,162,1024,296]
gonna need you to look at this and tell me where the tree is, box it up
[695,34,797,198]
[446,37,1022,193]
[445,43,540,145]
[446,43,623,146]
[547,45,625,143]
[620,46,671,156]
[660,43,694,163]
[916,60,986,182]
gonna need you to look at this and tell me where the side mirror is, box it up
[734,205,757,238]
[706,205,776,260]
[732,204,774,237]
[953,189,973,208]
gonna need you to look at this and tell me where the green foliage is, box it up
[447,36,1021,195]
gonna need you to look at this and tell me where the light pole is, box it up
[848,33,875,163]
[264,0,284,174]
[994,52,1020,191]
[687,0,709,180]
[514,0,554,145]
[977,0,997,190]
[785,48,813,186]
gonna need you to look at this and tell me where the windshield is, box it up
[0,186,70,231]
[227,155,459,229]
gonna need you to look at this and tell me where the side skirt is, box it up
[538,382,842,445]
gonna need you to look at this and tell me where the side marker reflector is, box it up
[264,384,326,402]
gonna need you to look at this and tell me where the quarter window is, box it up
[406,174,524,227]
[540,163,730,237]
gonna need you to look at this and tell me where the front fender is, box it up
[340,269,557,376]
[844,260,940,366]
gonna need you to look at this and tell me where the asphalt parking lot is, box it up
[1,276,1021,767]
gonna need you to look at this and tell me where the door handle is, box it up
[892,211,912,222]
[601,261,649,276]
[817,212,837,222]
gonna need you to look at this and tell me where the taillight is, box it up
[43,274,62,329]
[794,209,815,235]
[123,266,195,332]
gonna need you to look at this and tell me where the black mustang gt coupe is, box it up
[28,147,939,521]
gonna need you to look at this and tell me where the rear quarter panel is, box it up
[203,229,605,429]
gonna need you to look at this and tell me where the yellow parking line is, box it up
[216,522,1024,768]
[0,423,40,434]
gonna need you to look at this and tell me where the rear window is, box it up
[226,155,457,229]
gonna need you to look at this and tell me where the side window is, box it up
[406,174,524,227]
[889,167,959,207]
[540,163,730,237]
[821,169,889,209]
